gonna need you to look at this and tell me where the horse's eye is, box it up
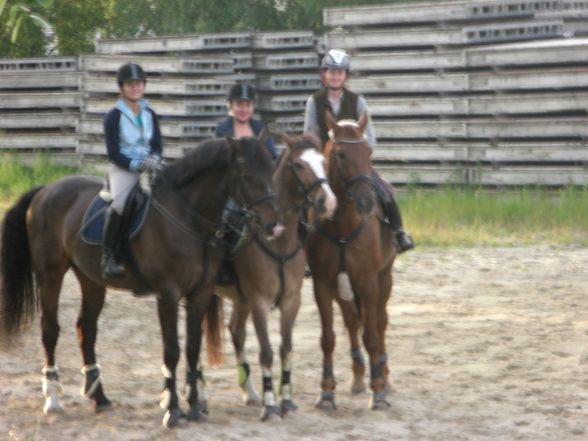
[294,161,305,171]
[336,151,346,161]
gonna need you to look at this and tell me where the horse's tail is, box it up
[204,294,224,366]
[0,186,44,341]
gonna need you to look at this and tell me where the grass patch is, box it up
[398,185,588,247]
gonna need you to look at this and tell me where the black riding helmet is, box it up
[117,63,146,87]
[228,83,256,102]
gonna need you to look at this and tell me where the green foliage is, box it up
[0,0,51,56]
[0,155,78,199]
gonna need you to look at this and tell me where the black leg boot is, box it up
[101,207,126,278]
[372,175,415,253]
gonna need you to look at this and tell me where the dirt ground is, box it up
[1,246,587,441]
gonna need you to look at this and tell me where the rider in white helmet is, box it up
[304,49,415,253]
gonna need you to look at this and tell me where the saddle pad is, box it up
[80,195,149,245]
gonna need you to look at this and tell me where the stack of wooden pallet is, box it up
[0,57,81,165]
[324,0,588,186]
[80,32,256,161]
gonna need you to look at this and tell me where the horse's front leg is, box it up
[183,289,215,421]
[313,277,338,410]
[251,301,281,421]
[75,272,111,412]
[278,287,302,416]
[157,291,184,428]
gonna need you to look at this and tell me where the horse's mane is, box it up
[155,138,230,190]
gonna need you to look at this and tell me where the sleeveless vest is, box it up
[313,87,359,145]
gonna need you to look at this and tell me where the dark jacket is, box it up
[312,87,359,145]
[215,116,278,159]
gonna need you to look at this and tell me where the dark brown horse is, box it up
[209,133,336,420]
[305,113,397,410]
[0,137,281,428]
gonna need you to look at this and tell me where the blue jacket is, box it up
[104,98,162,171]
[214,116,278,159]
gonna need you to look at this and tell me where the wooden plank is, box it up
[367,92,588,116]
[373,118,588,139]
[0,92,83,109]
[350,49,465,71]
[0,56,77,73]
[80,55,235,74]
[253,31,315,49]
[78,140,185,159]
[349,67,588,94]
[82,74,254,96]
[0,133,78,149]
[253,52,319,71]
[373,141,588,162]
[377,164,469,185]
[0,72,80,90]
[257,74,321,92]
[79,117,219,138]
[257,94,308,113]
[0,112,78,129]
[96,32,251,54]
[326,20,562,49]
[470,165,588,185]
[466,37,588,67]
[85,98,227,117]
[0,152,81,167]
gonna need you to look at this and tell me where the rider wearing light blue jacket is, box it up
[101,63,163,279]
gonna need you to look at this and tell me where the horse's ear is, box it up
[357,111,368,133]
[272,130,293,151]
[257,125,270,145]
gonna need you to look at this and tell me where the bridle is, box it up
[331,136,374,203]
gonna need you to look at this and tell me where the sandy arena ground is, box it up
[1,246,587,441]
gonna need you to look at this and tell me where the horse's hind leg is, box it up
[338,300,366,394]
[38,269,67,414]
[278,289,301,416]
[229,302,260,406]
[73,269,111,411]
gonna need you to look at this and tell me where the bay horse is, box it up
[305,112,397,410]
[0,137,281,428]
[210,133,337,420]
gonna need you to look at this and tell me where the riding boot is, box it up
[101,207,125,278]
[372,174,415,253]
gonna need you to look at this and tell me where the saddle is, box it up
[80,185,150,246]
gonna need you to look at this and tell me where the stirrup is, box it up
[102,257,125,278]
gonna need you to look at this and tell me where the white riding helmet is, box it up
[321,49,350,71]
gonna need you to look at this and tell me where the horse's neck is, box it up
[156,174,230,229]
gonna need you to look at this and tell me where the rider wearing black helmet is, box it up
[101,62,164,278]
[215,83,278,159]
[304,49,415,253]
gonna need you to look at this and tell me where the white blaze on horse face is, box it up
[300,149,337,217]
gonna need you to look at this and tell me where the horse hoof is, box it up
[162,408,186,428]
[280,399,298,416]
[351,382,366,394]
[369,391,391,410]
[94,400,112,413]
[315,391,337,410]
[244,397,262,407]
[199,399,209,414]
[43,400,64,415]
[260,404,281,421]
[186,404,207,422]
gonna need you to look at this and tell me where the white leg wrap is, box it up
[243,377,260,404]
[197,378,207,405]
[80,364,102,398]
[41,366,64,414]
[160,365,174,409]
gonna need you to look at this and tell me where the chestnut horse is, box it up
[305,113,397,410]
[0,138,280,428]
[210,133,337,420]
